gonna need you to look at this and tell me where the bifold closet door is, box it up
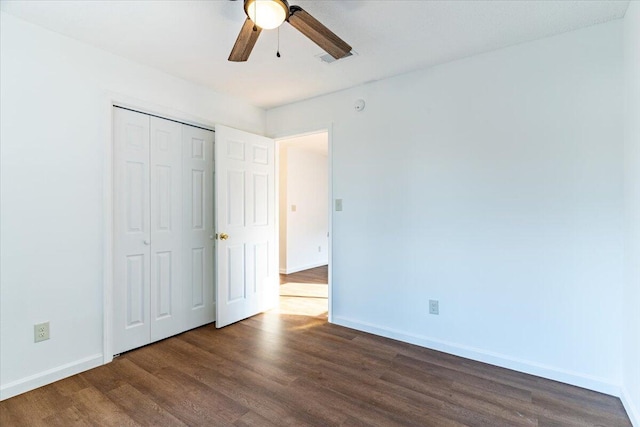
[149,116,183,342]
[182,126,216,329]
[113,108,152,354]
[113,108,184,354]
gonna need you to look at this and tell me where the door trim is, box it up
[274,124,333,322]
[103,95,217,364]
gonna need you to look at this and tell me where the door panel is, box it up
[215,125,277,328]
[155,251,172,317]
[114,108,151,354]
[125,162,145,232]
[182,125,216,329]
[253,241,269,294]
[125,254,145,326]
[149,117,183,342]
[191,248,205,307]
[227,170,246,227]
[191,170,205,229]
[252,173,269,225]
[227,244,246,302]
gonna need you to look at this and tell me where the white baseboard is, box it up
[621,386,640,427]
[0,353,103,401]
[280,262,328,275]
[332,316,620,397]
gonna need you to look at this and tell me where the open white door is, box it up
[215,125,277,328]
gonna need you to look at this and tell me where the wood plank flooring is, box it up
[1,266,631,426]
[280,265,329,285]
[279,265,328,317]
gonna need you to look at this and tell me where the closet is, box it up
[112,107,215,354]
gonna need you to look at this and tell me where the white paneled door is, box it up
[113,108,151,354]
[215,125,277,328]
[149,117,183,342]
[182,125,216,330]
[113,107,215,354]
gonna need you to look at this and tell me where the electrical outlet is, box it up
[335,199,343,211]
[318,246,322,252]
[429,300,439,315]
[34,322,50,342]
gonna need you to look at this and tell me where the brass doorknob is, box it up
[219,233,229,240]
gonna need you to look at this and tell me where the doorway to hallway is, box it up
[277,131,329,317]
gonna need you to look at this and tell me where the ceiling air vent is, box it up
[316,50,356,64]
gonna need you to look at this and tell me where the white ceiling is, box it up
[1,0,630,109]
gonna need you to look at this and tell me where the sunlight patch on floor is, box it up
[274,298,328,317]
[279,283,328,298]
[273,282,328,317]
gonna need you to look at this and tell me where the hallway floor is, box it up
[278,265,328,317]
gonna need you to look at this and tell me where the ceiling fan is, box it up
[228,0,352,62]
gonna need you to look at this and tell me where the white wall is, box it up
[279,137,328,273]
[623,2,640,425]
[0,12,265,399]
[268,21,625,395]
[279,144,289,272]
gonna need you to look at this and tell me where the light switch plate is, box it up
[429,300,439,315]
[335,199,343,211]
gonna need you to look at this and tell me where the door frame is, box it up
[274,125,334,322]
[102,95,217,365]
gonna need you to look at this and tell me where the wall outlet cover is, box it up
[34,322,50,342]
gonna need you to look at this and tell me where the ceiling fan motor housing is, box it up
[244,0,290,30]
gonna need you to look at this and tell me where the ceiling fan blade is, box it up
[228,17,262,62]
[288,5,352,60]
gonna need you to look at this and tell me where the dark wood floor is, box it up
[280,265,329,285]
[1,266,631,426]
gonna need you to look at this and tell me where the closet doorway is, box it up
[112,107,215,354]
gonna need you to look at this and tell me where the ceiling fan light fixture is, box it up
[244,0,290,30]
[229,0,352,63]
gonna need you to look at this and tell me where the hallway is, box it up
[277,266,328,317]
